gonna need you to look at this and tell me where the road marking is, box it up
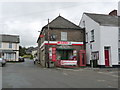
[97,72,118,78]
[108,86,113,88]
[73,70,80,71]
[63,72,68,76]
[98,72,104,73]
[97,80,105,82]
[111,75,118,78]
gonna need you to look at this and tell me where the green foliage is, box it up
[19,46,26,56]
[30,55,33,59]
[22,55,31,58]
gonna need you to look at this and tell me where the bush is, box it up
[30,55,33,59]
[22,55,31,58]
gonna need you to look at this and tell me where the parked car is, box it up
[19,56,25,62]
[0,58,6,67]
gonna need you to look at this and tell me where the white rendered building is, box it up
[0,34,20,61]
[79,13,119,67]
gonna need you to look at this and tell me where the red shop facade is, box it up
[40,41,86,68]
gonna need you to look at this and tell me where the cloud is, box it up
[0,2,118,47]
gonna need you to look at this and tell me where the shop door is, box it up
[60,50,69,60]
[104,48,110,67]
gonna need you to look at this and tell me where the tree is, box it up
[19,46,26,56]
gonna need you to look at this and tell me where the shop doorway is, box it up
[58,50,73,60]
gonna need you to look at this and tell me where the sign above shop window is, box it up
[60,60,77,66]
[57,41,71,45]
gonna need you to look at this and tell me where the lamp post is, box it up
[38,31,41,64]
[47,19,50,68]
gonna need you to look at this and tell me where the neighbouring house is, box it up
[31,47,38,57]
[37,15,85,67]
[79,13,120,68]
[0,34,20,61]
[26,47,34,55]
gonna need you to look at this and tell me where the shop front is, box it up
[42,41,86,68]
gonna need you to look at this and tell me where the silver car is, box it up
[0,58,6,67]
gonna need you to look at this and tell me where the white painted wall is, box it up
[100,26,118,66]
[118,1,120,16]
[80,14,101,65]
[32,50,37,57]
[80,13,119,66]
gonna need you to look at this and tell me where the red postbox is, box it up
[79,50,86,66]
[52,47,56,62]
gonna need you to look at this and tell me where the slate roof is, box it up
[43,15,81,29]
[37,15,82,43]
[84,13,119,26]
[0,34,20,43]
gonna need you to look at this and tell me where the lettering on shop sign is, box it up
[57,41,71,45]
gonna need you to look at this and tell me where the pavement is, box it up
[2,59,119,88]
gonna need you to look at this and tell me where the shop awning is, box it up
[56,45,74,50]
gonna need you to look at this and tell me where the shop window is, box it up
[91,30,94,42]
[9,43,12,48]
[57,50,73,60]
[61,32,67,41]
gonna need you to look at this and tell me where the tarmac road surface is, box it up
[2,59,119,88]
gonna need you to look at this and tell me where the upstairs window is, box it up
[91,30,94,42]
[61,32,67,41]
[9,43,12,48]
[86,33,88,43]
[50,34,56,41]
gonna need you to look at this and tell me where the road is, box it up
[2,59,119,88]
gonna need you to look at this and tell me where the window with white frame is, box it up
[86,33,88,43]
[61,32,67,41]
[91,30,94,41]
[9,43,12,48]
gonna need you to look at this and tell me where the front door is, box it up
[104,47,110,67]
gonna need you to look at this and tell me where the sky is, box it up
[0,0,119,47]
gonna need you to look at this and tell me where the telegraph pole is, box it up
[47,19,50,68]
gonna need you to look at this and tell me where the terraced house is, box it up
[0,34,20,61]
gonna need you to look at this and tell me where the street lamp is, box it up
[47,19,50,68]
